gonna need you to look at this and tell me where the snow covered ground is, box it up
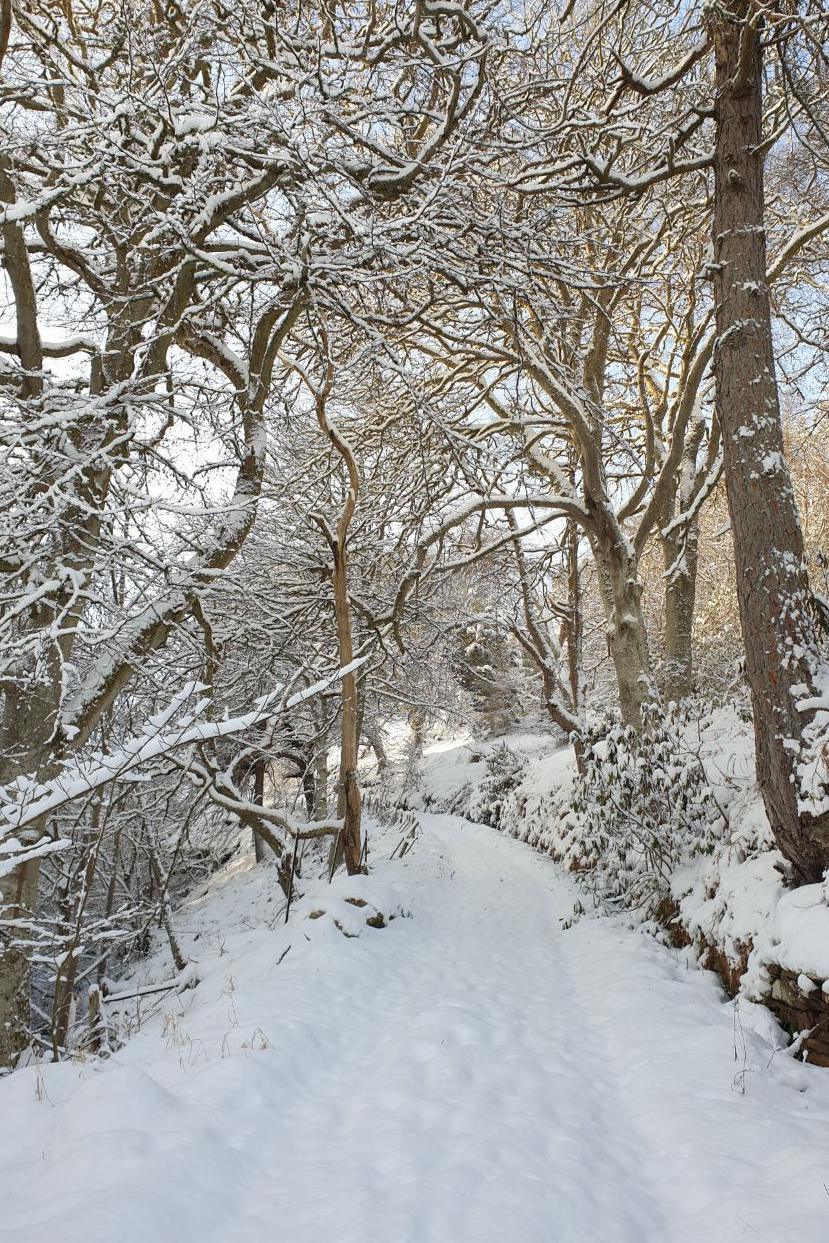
[3,811,829,1243]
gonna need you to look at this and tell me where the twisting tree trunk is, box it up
[311,348,363,876]
[590,522,653,728]
[331,539,363,874]
[709,2,829,882]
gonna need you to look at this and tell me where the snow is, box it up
[416,729,557,809]
[421,715,829,1019]
[416,736,487,803]
[675,850,786,976]
[750,883,829,987]
[1,662,365,846]
[5,811,829,1242]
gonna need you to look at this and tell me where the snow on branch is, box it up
[0,660,366,877]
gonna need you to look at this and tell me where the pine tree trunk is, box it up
[710,2,829,882]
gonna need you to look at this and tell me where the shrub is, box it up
[468,743,526,830]
[562,702,722,918]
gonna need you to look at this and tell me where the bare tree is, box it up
[0,0,491,1066]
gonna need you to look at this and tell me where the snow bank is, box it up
[673,851,786,975]
[417,708,829,1052]
[417,729,574,849]
[75,814,417,1065]
[748,883,829,990]
[8,808,829,1242]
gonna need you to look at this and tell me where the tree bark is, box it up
[607,595,652,728]
[590,522,653,728]
[0,856,40,1069]
[661,520,700,702]
[709,2,829,882]
[0,684,59,1069]
[565,512,584,716]
[311,352,363,876]
[301,764,316,821]
[313,738,329,820]
[252,758,268,863]
[332,541,363,875]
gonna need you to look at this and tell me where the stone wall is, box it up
[764,964,829,1067]
[660,900,829,1066]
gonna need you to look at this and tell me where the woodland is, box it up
[2,4,829,1235]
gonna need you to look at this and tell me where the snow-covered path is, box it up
[3,813,829,1243]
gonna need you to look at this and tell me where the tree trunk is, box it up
[565,513,584,715]
[591,524,654,728]
[607,600,652,728]
[368,729,388,774]
[408,710,425,758]
[0,682,60,1069]
[0,856,40,1070]
[710,2,829,882]
[332,542,363,875]
[313,740,329,820]
[252,757,267,863]
[661,520,700,702]
[312,358,363,876]
[301,768,316,820]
